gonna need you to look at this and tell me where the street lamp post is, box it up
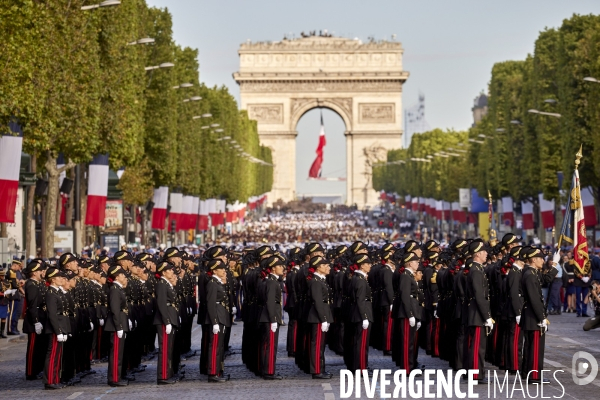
[81,0,120,10]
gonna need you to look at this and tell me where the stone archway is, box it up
[234,35,409,208]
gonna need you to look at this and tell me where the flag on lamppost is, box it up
[557,146,591,279]
[85,154,109,226]
[0,119,23,223]
[308,112,326,179]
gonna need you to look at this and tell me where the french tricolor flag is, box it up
[169,193,183,231]
[151,186,169,229]
[85,154,109,226]
[0,120,23,223]
[181,195,193,230]
[521,201,534,230]
[198,200,209,231]
[581,187,597,227]
[538,193,555,229]
[501,197,514,227]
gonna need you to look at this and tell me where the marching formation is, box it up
[14,231,560,390]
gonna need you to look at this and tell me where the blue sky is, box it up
[146,0,600,197]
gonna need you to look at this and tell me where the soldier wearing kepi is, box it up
[520,247,558,383]
[377,250,396,356]
[465,240,493,383]
[23,259,47,381]
[306,256,333,379]
[154,261,180,385]
[105,266,130,387]
[204,259,232,383]
[43,267,69,390]
[504,245,525,375]
[258,255,285,380]
[285,247,301,357]
[348,254,374,372]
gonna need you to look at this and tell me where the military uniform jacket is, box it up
[350,272,373,323]
[259,274,283,324]
[423,266,439,310]
[466,262,491,326]
[284,267,298,312]
[392,269,419,319]
[505,266,524,318]
[105,284,130,332]
[154,278,180,327]
[44,286,69,335]
[333,267,346,309]
[197,271,209,325]
[23,279,46,333]
[520,265,547,330]
[205,277,232,327]
[379,265,394,307]
[307,275,333,323]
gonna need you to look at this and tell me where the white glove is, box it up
[321,321,329,332]
[34,322,43,335]
[582,277,590,283]
[188,307,192,315]
[409,317,416,327]
[417,322,422,330]
[117,330,123,339]
[270,322,277,332]
[213,324,220,334]
[89,322,94,332]
[166,324,172,335]
[232,307,237,315]
[99,318,104,327]
[552,251,560,267]
[128,319,132,330]
[4,289,16,296]
[389,305,393,312]
[362,319,369,330]
[485,318,494,328]
[434,310,438,319]
[538,319,548,333]
[516,315,521,325]
[57,334,66,342]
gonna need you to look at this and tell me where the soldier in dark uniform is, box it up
[392,252,420,371]
[137,253,158,356]
[504,246,525,374]
[105,265,130,387]
[112,251,136,381]
[258,255,285,380]
[23,259,47,380]
[204,259,232,382]
[377,250,395,356]
[520,247,557,383]
[285,247,301,357]
[307,256,334,379]
[240,249,260,373]
[6,259,24,335]
[329,245,348,356]
[154,261,180,385]
[465,240,493,382]
[60,270,79,386]
[422,250,441,358]
[348,254,374,372]
[43,267,69,390]
[89,266,108,362]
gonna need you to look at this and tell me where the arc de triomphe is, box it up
[234,36,409,208]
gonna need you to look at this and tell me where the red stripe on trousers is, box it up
[48,335,57,384]
[113,333,119,382]
[269,329,275,375]
[533,331,539,380]
[27,333,35,375]
[435,320,440,356]
[493,325,498,349]
[315,324,321,374]
[56,341,62,384]
[211,329,219,375]
[293,323,297,352]
[404,319,409,373]
[361,327,367,370]
[162,325,167,379]
[513,325,520,371]
[473,327,480,380]
[386,313,393,351]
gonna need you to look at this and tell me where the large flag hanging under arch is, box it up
[308,112,326,179]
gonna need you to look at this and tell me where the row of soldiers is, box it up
[21,246,241,389]
[253,234,557,382]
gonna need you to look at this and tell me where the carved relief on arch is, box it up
[290,97,353,130]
